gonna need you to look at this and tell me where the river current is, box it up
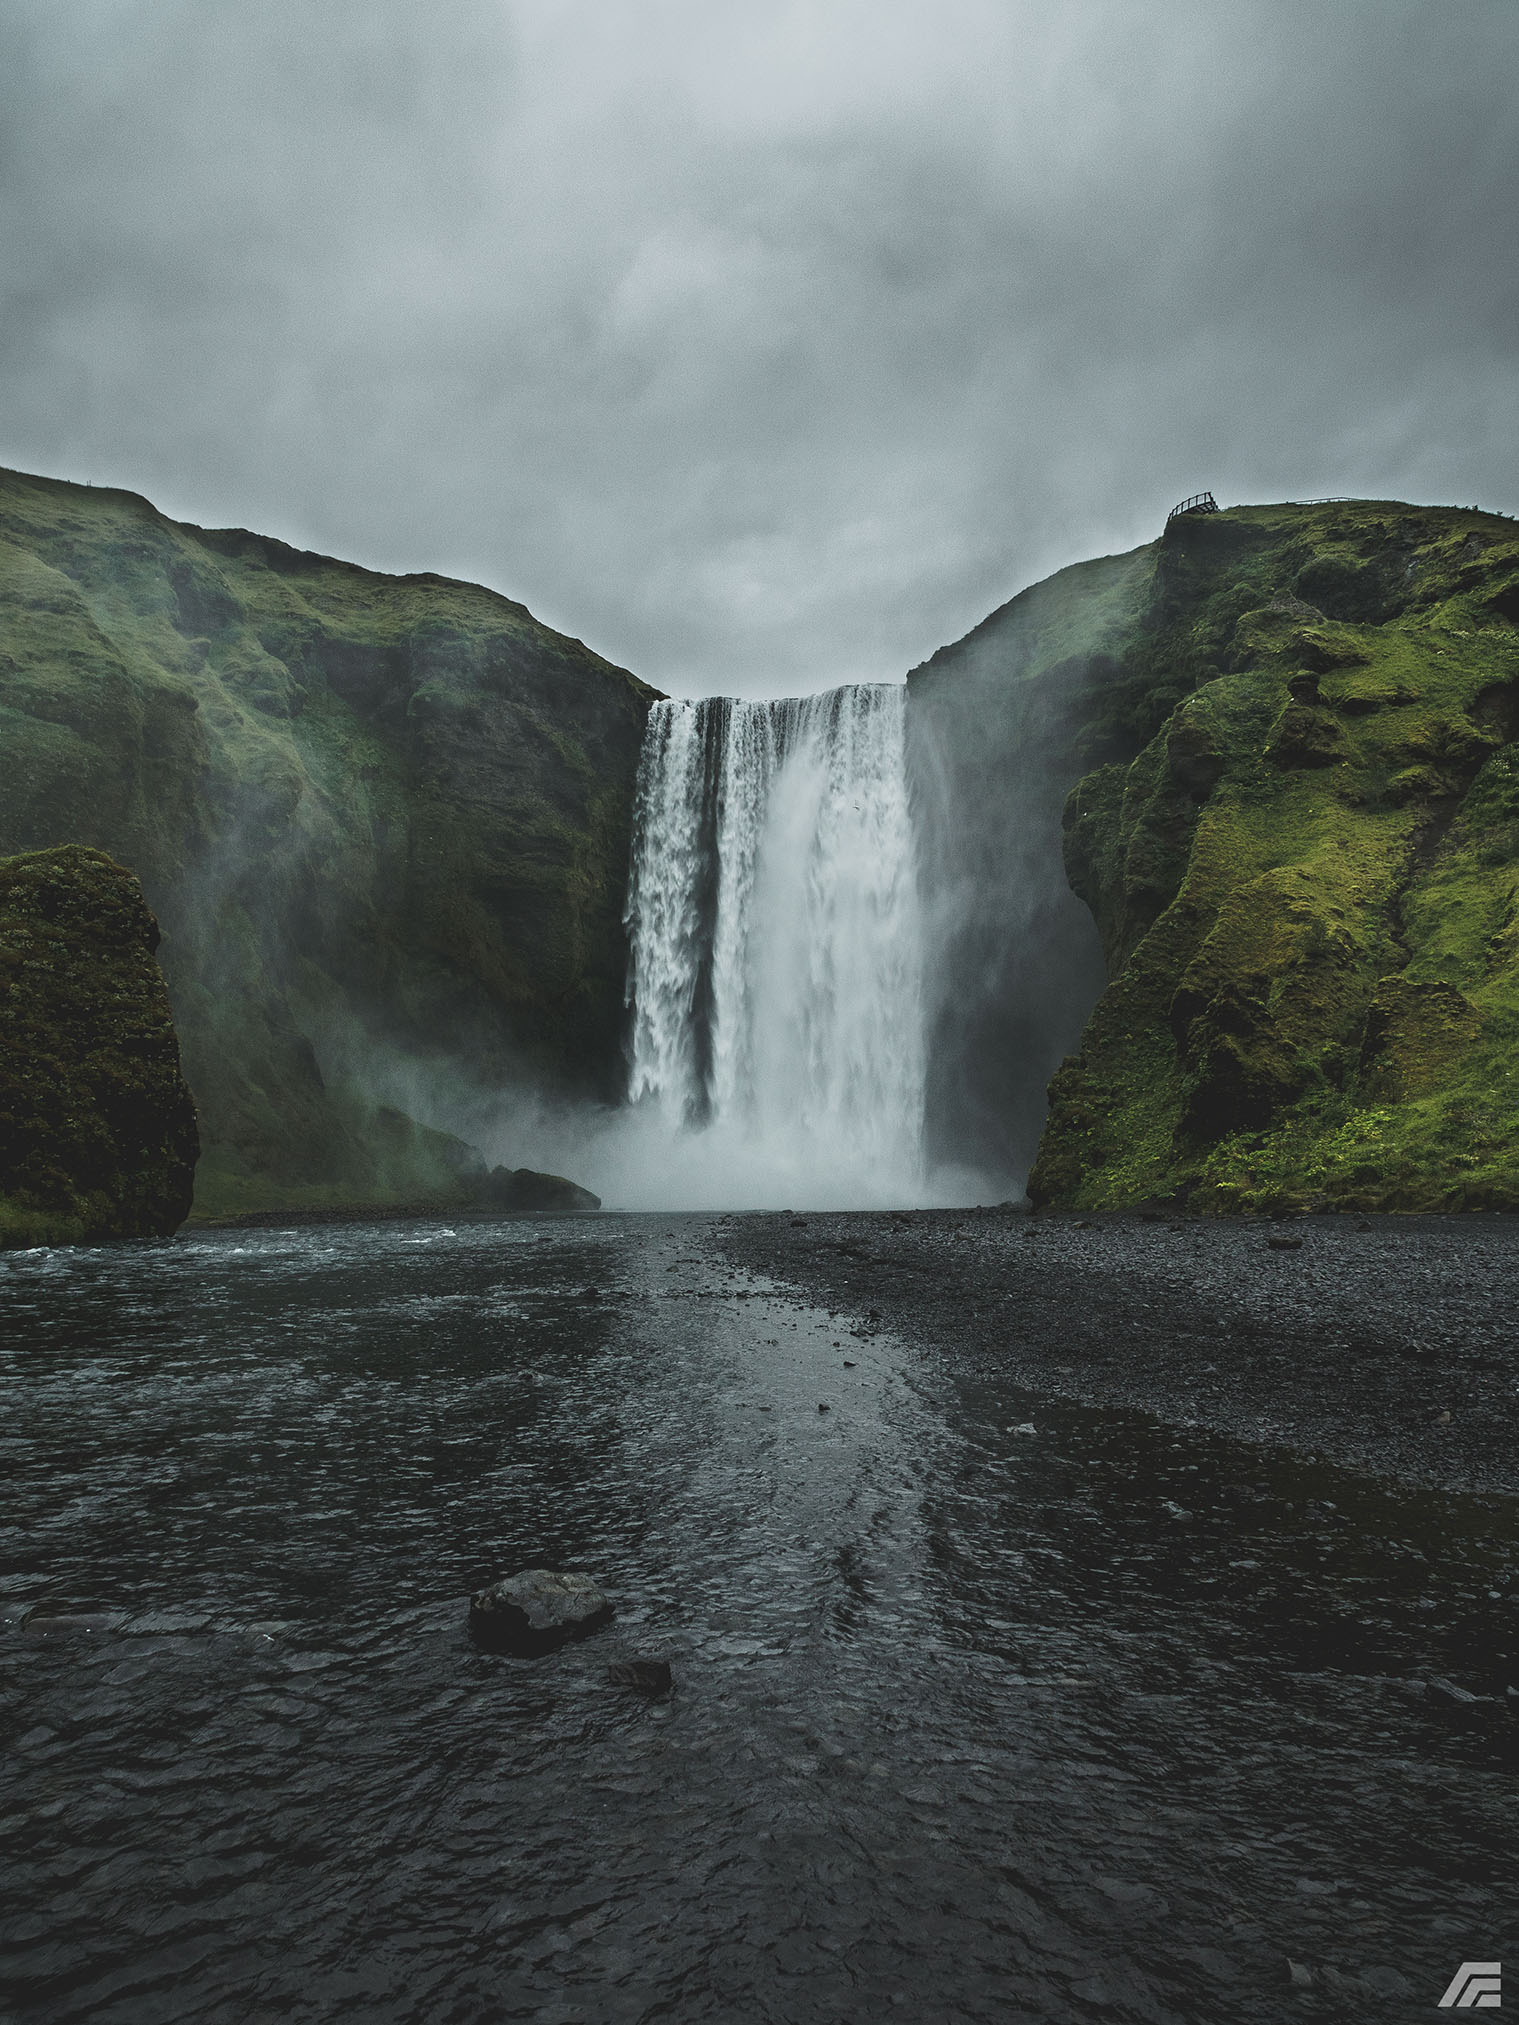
[2,1216,1514,2023]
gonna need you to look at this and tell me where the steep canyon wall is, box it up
[0,467,657,1215]
[913,499,1519,1211]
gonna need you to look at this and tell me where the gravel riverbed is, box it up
[717,1207,1519,1500]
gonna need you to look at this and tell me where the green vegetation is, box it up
[0,467,658,1216]
[0,845,198,1247]
[1024,500,1519,1211]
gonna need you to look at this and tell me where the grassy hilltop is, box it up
[0,467,657,1216]
[1001,498,1519,1211]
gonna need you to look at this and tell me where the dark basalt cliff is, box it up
[914,499,1519,1211]
[0,467,658,1216]
[0,845,198,1247]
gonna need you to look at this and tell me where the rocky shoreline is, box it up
[717,1206,1519,1500]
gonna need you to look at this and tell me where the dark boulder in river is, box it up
[606,1659,673,1695]
[469,1569,613,1655]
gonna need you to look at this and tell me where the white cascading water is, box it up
[623,684,927,1207]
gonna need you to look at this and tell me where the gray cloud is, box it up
[2,0,1515,694]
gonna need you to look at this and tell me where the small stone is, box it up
[1286,1960,1313,1989]
[1359,1965,1412,1998]
[818,1402,830,1413]
[606,1658,672,1694]
[20,1610,126,1639]
[1267,1234,1303,1251]
[843,1359,856,1368]
[1428,1675,1479,1704]
[1179,1946,1238,1982]
[1013,1422,1036,1436]
[468,1568,613,1656]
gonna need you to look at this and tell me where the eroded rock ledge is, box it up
[0,844,199,1247]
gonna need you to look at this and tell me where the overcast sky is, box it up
[2,1,1515,695]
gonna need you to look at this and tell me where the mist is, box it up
[332,681,989,1212]
[318,657,1103,1214]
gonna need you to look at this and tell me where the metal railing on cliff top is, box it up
[1165,491,1219,524]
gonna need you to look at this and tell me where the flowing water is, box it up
[624,689,926,1206]
[3,1218,1514,2024]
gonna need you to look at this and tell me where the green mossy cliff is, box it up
[0,845,198,1246]
[1015,500,1519,1211]
[0,467,657,1216]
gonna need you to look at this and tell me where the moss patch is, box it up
[0,845,199,1246]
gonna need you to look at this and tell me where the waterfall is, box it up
[624,685,927,1206]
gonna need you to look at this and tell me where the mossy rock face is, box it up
[0,467,659,1215]
[1357,979,1481,1103]
[1266,700,1350,769]
[1020,498,1519,1212]
[0,845,199,1246]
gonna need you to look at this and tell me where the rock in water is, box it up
[468,1569,613,1655]
[0,845,199,1248]
[606,1659,673,1694]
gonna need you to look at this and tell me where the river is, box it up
[2,1215,1514,2023]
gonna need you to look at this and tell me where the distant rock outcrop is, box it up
[0,845,199,1246]
[471,1165,601,1214]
